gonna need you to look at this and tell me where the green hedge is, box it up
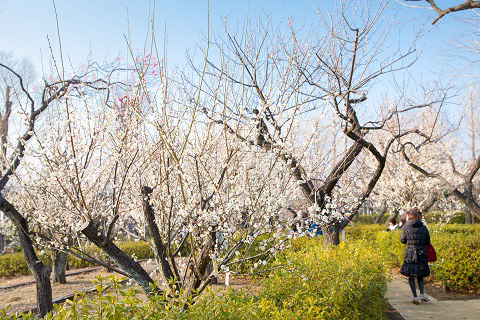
[354,214,389,225]
[344,224,385,241]
[0,252,50,277]
[430,233,480,290]
[429,224,480,235]
[0,241,154,277]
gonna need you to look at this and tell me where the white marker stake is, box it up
[225,272,230,286]
[341,229,346,242]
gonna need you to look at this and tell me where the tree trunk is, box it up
[52,250,68,284]
[182,231,216,300]
[451,189,480,221]
[0,196,53,317]
[321,224,341,247]
[33,262,53,316]
[0,233,5,252]
[465,208,473,224]
[374,209,387,224]
[418,195,438,216]
[80,221,161,296]
[141,186,178,289]
[205,261,218,284]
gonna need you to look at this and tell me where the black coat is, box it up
[400,220,431,278]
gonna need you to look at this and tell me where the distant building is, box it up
[359,200,375,215]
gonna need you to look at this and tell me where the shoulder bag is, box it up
[426,244,437,263]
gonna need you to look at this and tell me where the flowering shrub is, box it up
[260,238,388,319]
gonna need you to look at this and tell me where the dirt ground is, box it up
[0,267,124,314]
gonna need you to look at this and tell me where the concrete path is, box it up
[387,277,480,320]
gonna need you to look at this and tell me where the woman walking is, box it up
[400,209,431,304]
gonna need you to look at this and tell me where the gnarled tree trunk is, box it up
[374,209,387,224]
[80,221,160,296]
[182,231,216,300]
[141,186,178,290]
[0,196,53,317]
[321,223,341,247]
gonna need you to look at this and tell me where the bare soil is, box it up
[386,303,405,320]
[423,278,480,301]
[0,267,122,314]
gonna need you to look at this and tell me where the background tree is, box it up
[0,55,111,316]
[198,0,446,245]
[402,89,480,221]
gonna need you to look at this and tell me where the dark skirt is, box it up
[400,246,430,278]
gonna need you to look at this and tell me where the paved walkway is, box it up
[387,277,480,320]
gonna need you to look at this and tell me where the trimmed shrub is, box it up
[0,252,31,277]
[429,224,480,235]
[118,241,155,260]
[429,233,480,291]
[344,224,385,241]
[355,214,389,225]
[0,252,49,277]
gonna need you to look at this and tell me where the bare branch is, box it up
[425,0,480,24]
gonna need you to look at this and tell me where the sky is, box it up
[0,0,319,72]
[0,1,478,103]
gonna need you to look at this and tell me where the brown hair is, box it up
[406,209,421,221]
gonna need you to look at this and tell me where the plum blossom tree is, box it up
[197,0,447,245]
[359,107,454,221]
[20,49,301,303]
[0,56,113,316]
[402,89,480,221]
[0,51,36,253]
